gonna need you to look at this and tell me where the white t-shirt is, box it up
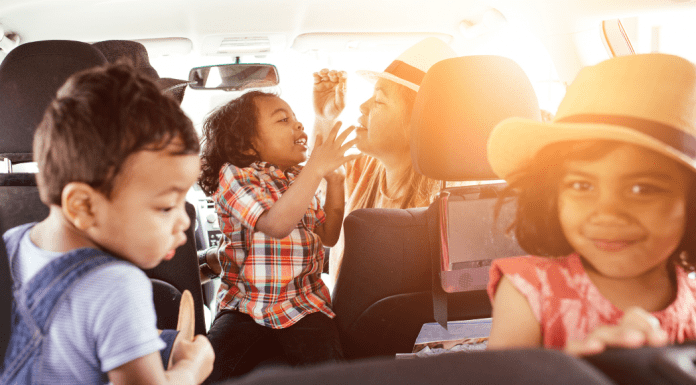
[5,224,165,384]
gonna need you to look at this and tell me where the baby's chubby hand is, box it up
[565,307,669,357]
[170,335,214,384]
[305,121,361,179]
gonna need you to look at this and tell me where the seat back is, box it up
[0,41,206,335]
[0,220,11,366]
[225,348,614,385]
[144,202,206,335]
[332,207,432,358]
[0,41,107,230]
[413,55,540,327]
[0,174,48,235]
[0,40,107,164]
[333,55,540,358]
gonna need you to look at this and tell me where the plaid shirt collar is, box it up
[250,161,302,180]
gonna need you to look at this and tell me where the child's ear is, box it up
[61,182,99,230]
[242,145,258,156]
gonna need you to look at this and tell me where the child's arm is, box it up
[314,168,345,247]
[487,276,542,349]
[108,335,214,385]
[564,307,669,356]
[255,122,359,239]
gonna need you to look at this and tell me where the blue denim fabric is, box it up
[0,223,120,384]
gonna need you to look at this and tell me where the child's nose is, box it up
[295,122,304,131]
[591,192,630,224]
[176,205,191,234]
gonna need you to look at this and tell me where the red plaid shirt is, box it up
[213,162,335,329]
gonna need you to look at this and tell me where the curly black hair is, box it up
[198,90,278,196]
[495,140,696,270]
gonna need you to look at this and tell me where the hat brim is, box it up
[487,117,696,180]
[356,69,420,92]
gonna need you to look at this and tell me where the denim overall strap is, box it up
[1,223,122,384]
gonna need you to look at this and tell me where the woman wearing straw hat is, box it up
[313,37,457,279]
[485,53,696,355]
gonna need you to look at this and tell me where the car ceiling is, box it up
[1,0,694,55]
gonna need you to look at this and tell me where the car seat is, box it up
[0,40,107,233]
[222,348,614,385]
[332,55,540,359]
[0,220,11,366]
[0,40,205,335]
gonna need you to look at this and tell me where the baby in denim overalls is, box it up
[1,63,213,384]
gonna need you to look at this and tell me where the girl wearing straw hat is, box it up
[486,53,696,356]
[313,37,457,279]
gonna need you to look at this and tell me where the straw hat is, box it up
[357,37,457,91]
[487,53,696,180]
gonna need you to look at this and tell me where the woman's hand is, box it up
[313,69,347,121]
[565,307,669,356]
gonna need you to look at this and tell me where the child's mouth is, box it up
[294,138,307,149]
[592,239,637,252]
[164,249,176,260]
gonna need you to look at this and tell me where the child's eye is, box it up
[158,206,175,213]
[278,117,288,122]
[567,181,593,191]
[630,184,665,195]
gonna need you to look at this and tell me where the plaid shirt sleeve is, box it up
[312,193,326,227]
[216,164,275,231]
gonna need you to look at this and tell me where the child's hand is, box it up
[306,121,361,178]
[313,69,347,121]
[170,335,215,384]
[564,307,669,356]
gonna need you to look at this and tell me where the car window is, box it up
[621,11,696,61]
[149,23,562,141]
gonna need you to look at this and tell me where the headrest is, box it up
[410,55,541,181]
[0,40,107,161]
[92,40,159,79]
[93,40,188,105]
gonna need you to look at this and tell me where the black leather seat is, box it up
[0,40,107,233]
[220,348,615,385]
[332,55,541,359]
[0,40,206,335]
[0,222,11,365]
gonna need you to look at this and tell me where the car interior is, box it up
[3,0,696,384]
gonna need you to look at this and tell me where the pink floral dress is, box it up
[488,254,696,349]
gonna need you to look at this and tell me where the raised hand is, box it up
[313,69,347,121]
[565,307,669,356]
[306,121,360,178]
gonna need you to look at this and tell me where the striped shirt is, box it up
[214,161,335,329]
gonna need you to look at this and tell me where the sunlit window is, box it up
[621,11,696,62]
[150,23,562,141]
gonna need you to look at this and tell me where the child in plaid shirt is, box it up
[198,91,360,381]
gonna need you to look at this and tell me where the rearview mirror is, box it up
[188,64,279,91]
